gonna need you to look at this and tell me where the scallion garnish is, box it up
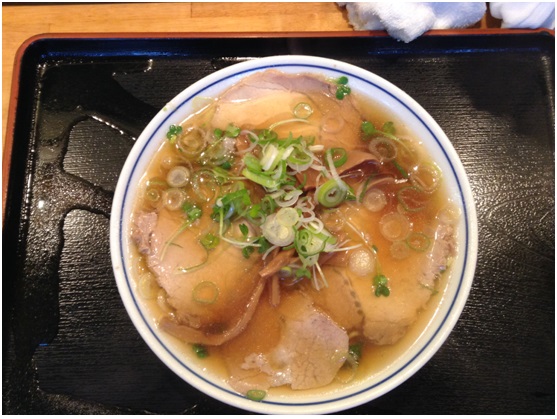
[192,281,219,304]
[406,232,431,252]
[160,114,413,293]
[326,147,348,168]
[392,160,409,179]
[315,178,350,208]
[246,389,266,402]
[213,127,223,140]
[182,202,202,221]
[192,343,209,358]
[225,123,241,138]
[295,267,311,279]
[219,160,232,170]
[397,186,427,212]
[293,102,314,119]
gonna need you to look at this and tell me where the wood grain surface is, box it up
[2,2,507,155]
[2,2,353,152]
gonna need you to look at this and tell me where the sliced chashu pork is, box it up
[211,69,363,151]
[132,208,265,345]
[303,205,457,346]
[221,291,349,393]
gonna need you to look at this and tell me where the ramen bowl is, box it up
[110,55,477,414]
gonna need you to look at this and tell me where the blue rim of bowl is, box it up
[114,58,475,412]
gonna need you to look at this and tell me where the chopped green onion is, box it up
[409,162,442,193]
[392,160,409,179]
[162,188,187,212]
[219,161,232,170]
[295,267,312,279]
[243,153,262,172]
[213,128,223,140]
[368,137,397,163]
[390,240,410,260]
[145,188,161,203]
[257,129,278,144]
[192,281,219,304]
[397,186,427,212]
[211,166,231,184]
[379,212,411,242]
[146,177,168,188]
[295,228,328,257]
[246,389,266,402]
[268,118,310,132]
[315,178,349,208]
[241,168,280,190]
[275,207,300,227]
[225,123,241,138]
[361,120,412,162]
[406,232,431,252]
[326,147,348,168]
[262,213,296,247]
[244,204,266,226]
[166,165,191,188]
[176,126,206,158]
[287,144,313,166]
[182,202,202,221]
[293,102,314,119]
[260,196,277,214]
[192,343,209,358]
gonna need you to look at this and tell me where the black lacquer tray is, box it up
[3,32,555,415]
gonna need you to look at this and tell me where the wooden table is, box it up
[3,2,505,154]
[2,2,353,152]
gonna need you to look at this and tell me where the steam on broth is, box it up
[130,70,458,400]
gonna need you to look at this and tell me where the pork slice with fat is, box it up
[211,69,363,151]
[131,209,265,345]
[223,292,349,393]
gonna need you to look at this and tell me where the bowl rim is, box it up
[110,54,478,414]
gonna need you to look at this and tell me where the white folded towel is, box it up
[490,2,555,29]
[338,2,487,42]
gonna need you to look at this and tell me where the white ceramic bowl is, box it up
[110,55,478,414]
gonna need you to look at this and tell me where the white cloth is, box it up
[338,2,487,42]
[490,2,555,29]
